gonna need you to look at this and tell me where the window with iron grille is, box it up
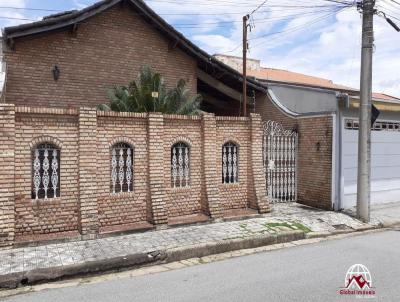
[32,143,60,199]
[222,142,238,184]
[171,142,190,188]
[111,143,134,194]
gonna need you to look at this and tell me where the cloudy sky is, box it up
[0,0,399,96]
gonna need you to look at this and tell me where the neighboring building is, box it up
[216,54,400,210]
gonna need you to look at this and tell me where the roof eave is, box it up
[2,0,266,94]
[3,0,120,40]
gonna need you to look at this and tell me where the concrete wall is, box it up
[268,84,338,114]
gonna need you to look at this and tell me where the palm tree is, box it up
[98,66,202,115]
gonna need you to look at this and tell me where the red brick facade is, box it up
[255,93,333,210]
[3,5,197,108]
[0,104,268,247]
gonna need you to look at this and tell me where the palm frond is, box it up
[101,66,202,115]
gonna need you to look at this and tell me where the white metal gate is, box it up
[263,121,298,202]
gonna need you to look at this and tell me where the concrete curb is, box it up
[1,226,388,289]
[379,219,400,228]
[0,231,305,289]
[166,231,305,262]
[0,251,166,289]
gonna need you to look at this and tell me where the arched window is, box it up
[111,143,134,194]
[222,142,238,184]
[171,142,190,188]
[32,143,60,199]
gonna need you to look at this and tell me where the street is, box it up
[2,229,399,302]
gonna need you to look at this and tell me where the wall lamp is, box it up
[52,65,60,81]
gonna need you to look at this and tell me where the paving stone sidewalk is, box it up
[344,201,400,227]
[0,203,371,280]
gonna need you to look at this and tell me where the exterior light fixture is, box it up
[52,65,60,81]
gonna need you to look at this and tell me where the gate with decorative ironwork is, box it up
[263,121,298,202]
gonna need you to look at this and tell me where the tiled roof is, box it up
[2,0,266,94]
[248,67,400,102]
[248,68,355,90]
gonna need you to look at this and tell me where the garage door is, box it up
[342,119,400,209]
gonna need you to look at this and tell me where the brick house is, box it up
[0,0,273,247]
[0,0,353,247]
[1,0,265,112]
[1,0,333,212]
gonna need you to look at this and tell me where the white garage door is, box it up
[342,119,400,209]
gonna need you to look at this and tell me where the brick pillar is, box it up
[250,113,270,213]
[78,107,99,238]
[0,104,15,247]
[201,113,222,218]
[147,113,168,225]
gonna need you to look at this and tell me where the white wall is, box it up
[341,117,400,209]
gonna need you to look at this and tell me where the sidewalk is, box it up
[344,201,400,227]
[0,203,375,288]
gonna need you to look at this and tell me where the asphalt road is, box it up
[3,230,400,302]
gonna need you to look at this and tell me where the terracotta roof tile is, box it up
[248,67,399,102]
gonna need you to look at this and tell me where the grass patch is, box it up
[291,222,311,233]
[263,222,311,233]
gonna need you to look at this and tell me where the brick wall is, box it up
[163,116,203,218]
[14,107,80,243]
[0,105,268,247]
[97,112,149,232]
[0,104,15,247]
[3,5,197,108]
[255,93,333,210]
[216,117,251,211]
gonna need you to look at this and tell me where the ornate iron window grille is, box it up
[32,143,60,199]
[171,142,190,188]
[111,143,134,194]
[222,142,239,184]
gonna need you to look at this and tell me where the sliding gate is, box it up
[263,121,298,202]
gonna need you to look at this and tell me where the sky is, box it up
[0,0,399,97]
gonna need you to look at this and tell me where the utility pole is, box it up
[357,0,375,222]
[242,14,249,117]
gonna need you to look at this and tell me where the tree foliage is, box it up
[98,66,202,115]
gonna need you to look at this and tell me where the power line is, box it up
[173,8,343,28]
[0,7,350,28]
[0,3,352,15]
[249,6,348,41]
[384,11,400,21]
[249,0,268,15]
[222,6,349,54]
[0,6,60,12]
[0,16,36,22]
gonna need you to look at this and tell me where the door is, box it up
[263,121,298,202]
[342,119,400,209]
